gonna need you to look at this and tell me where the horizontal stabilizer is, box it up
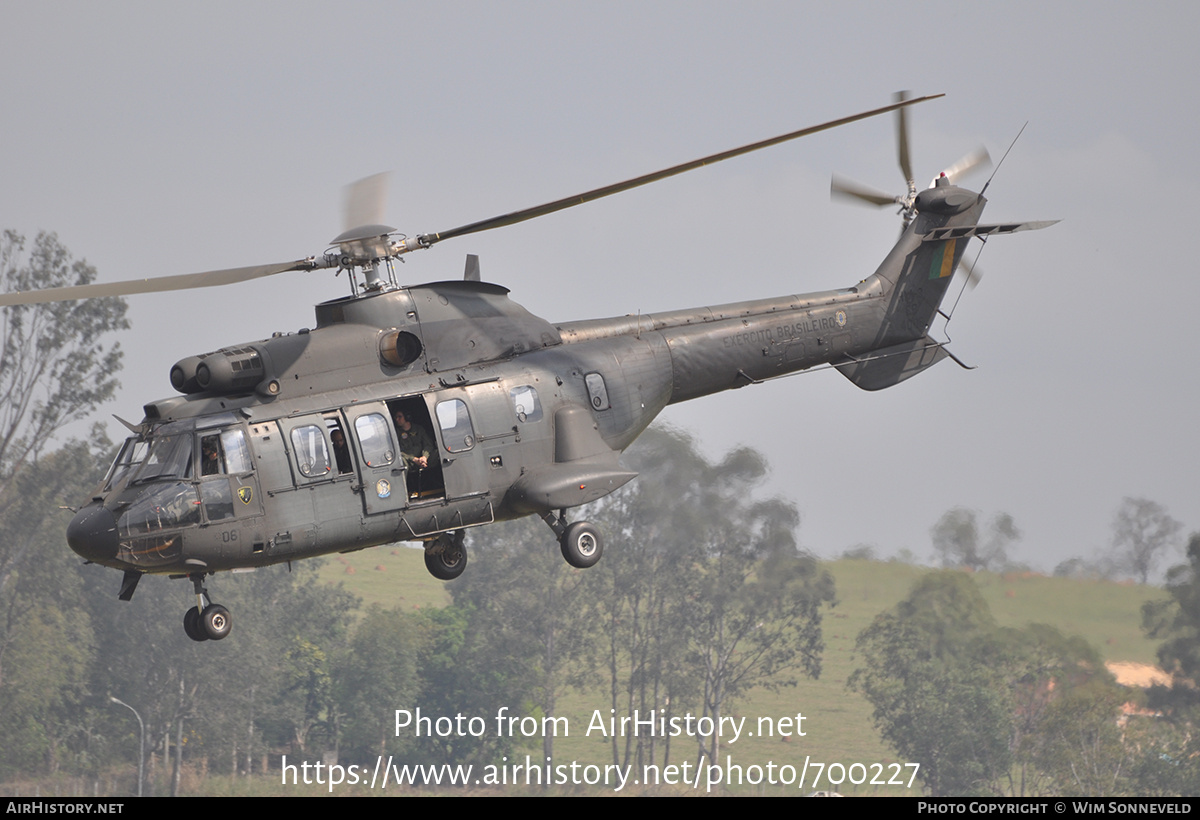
[922,220,1059,242]
[834,336,949,391]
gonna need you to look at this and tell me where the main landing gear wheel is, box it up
[560,521,603,568]
[183,606,209,642]
[424,532,468,581]
[202,604,232,640]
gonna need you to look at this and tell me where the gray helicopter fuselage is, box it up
[67,183,989,578]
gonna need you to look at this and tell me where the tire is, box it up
[425,536,468,581]
[202,604,232,641]
[183,606,209,642]
[560,521,603,568]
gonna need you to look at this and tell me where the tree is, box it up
[1113,497,1183,585]
[1144,534,1200,688]
[453,517,598,765]
[589,427,835,772]
[688,493,833,767]
[0,438,110,777]
[1139,534,1200,793]
[0,232,128,490]
[587,428,709,771]
[1029,677,1130,796]
[998,623,1118,796]
[853,571,1126,797]
[0,231,129,594]
[851,572,1013,795]
[931,508,1020,572]
[336,604,427,760]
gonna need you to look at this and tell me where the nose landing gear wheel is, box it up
[560,521,603,568]
[424,532,468,580]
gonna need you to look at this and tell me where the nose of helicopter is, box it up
[67,504,119,562]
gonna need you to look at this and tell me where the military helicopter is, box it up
[1,93,1054,642]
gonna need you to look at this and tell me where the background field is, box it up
[314,546,1166,796]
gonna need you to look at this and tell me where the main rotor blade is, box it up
[895,90,914,187]
[344,172,390,233]
[421,93,944,246]
[831,174,898,207]
[0,259,316,307]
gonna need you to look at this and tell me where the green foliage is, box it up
[851,572,1012,795]
[1144,535,1200,689]
[336,604,425,759]
[588,427,835,769]
[0,231,127,778]
[454,517,596,761]
[1028,676,1129,796]
[1139,534,1200,792]
[0,438,111,777]
[852,572,1125,796]
[0,231,128,502]
[407,602,535,767]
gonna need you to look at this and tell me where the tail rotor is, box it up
[831,90,990,229]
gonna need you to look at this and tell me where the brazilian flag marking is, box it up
[929,238,958,280]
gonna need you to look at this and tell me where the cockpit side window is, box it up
[198,428,251,477]
[220,429,252,474]
[200,435,224,476]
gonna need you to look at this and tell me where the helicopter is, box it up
[1,93,1055,642]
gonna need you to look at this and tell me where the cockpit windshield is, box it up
[105,436,149,490]
[130,433,193,484]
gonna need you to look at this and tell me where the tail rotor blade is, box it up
[941,146,992,186]
[958,256,984,290]
[831,174,898,207]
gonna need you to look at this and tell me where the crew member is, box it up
[394,408,440,496]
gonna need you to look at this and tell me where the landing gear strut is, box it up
[424,531,468,580]
[541,510,604,569]
[182,573,232,642]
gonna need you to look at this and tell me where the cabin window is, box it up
[510,385,543,423]
[585,372,610,411]
[290,425,331,478]
[435,398,475,453]
[354,413,395,467]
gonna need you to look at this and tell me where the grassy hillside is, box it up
[317,546,1167,795]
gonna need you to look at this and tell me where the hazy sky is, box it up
[3,1,1197,574]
